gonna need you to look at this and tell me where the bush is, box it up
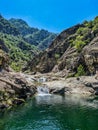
[77,27,90,36]
[77,27,84,35]
[92,23,98,34]
[75,65,86,77]
[10,62,22,72]
[55,53,60,59]
[94,16,98,24]
[73,36,86,52]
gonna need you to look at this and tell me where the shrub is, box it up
[92,23,98,34]
[77,27,90,36]
[10,62,22,72]
[94,16,98,24]
[75,65,86,77]
[77,27,84,35]
[73,37,86,52]
[55,53,60,59]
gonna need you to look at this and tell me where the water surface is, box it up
[0,95,98,130]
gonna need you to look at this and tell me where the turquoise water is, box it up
[0,95,98,130]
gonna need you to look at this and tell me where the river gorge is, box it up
[0,14,98,130]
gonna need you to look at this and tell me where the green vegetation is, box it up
[0,15,57,71]
[70,17,98,53]
[0,14,98,74]
[0,15,19,35]
[55,53,60,59]
[24,16,98,74]
[66,17,98,75]
[9,18,57,50]
[71,22,94,52]
[92,23,98,33]
[74,40,86,52]
[72,36,86,52]
[75,65,86,77]
[0,33,37,71]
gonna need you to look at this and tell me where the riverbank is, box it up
[44,76,96,96]
[32,72,98,96]
[27,72,98,96]
[0,70,37,109]
[0,69,98,110]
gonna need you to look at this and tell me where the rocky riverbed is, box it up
[27,72,98,96]
[0,69,98,110]
[44,76,96,95]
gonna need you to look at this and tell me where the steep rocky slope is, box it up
[0,48,37,109]
[25,16,98,76]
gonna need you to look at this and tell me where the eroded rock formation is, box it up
[83,37,98,74]
[25,16,98,76]
[0,47,36,109]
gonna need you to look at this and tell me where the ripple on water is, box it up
[0,95,98,130]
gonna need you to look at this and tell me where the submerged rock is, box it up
[13,98,25,105]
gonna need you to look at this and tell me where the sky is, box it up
[0,0,98,33]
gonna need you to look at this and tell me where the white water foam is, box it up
[37,86,51,96]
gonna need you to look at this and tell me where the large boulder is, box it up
[0,71,36,109]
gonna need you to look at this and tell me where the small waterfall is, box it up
[37,86,51,96]
[38,77,47,83]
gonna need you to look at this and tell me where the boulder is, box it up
[12,98,25,105]
[0,71,37,109]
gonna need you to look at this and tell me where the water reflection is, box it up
[0,95,98,130]
[35,94,98,109]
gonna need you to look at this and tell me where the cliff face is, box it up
[0,48,9,71]
[25,16,98,76]
[83,37,98,74]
